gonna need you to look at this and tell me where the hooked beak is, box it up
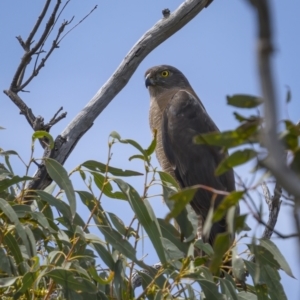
[145,75,155,88]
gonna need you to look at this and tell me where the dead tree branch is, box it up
[18,0,211,193]
[250,0,300,200]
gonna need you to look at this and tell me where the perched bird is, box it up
[145,65,237,245]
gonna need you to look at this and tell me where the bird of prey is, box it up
[145,65,237,246]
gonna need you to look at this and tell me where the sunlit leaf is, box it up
[227,94,263,108]
[32,131,54,149]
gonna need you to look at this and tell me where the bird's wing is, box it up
[162,90,236,244]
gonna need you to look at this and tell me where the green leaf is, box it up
[3,232,26,275]
[145,129,157,156]
[247,244,280,270]
[220,278,238,300]
[197,279,223,300]
[261,265,287,300]
[32,131,54,149]
[232,254,246,283]
[0,277,18,288]
[47,269,97,293]
[0,247,12,275]
[259,239,295,278]
[45,158,76,219]
[216,149,257,176]
[36,190,72,224]
[0,198,34,258]
[90,242,115,270]
[227,94,263,108]
[109,131,149,162]
[158,171,197,242]
[99,226,138,263]
[158,171,180,190]
[213,191,244,222]
[161,237,185,267]
[0,175,32,192]
[0,150,19,156]
[194,239,214,257]
[92,172,127,200]
[107,212,133,237]
[194,121,259,149]
[157,218,188,254]
[235,214,251,233]
[113,178,166,264]
[165,187,197,222]
[210,233,231,274]
[14,270,38,299]
[238,291,258,300]
[82,160,142,176]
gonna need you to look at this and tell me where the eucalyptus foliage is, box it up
[0,94,296,299]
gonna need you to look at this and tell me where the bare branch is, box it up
[250,0,300,199]
[25,0,52,49]
[3,90,36,127]
[24,0,212,193]
[10,0,62,90]
[261,181,282,239]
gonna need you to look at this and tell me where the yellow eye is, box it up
[161,70,170,77]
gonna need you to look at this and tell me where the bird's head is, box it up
[145,65,191,97]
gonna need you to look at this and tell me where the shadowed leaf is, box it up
[165,186,197,222]
[45,158,76,219]
[213,191,244,222]
[82,160,142,176]
[216,149,257,176]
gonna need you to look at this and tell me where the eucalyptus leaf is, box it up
[45,158,76,219]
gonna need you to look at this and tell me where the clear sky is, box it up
[1,1,299,298]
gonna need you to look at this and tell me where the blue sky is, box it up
[1,0,299,298]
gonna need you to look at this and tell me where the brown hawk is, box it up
[145,65,237,245]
